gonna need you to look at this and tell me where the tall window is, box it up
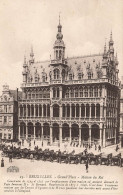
[4,105,7,113]
[89,88,93,97]
[78,73,83,80]
[75,89,78,97]
[70,89,74,97]
[66,90,69,98]
[84,87,88,97]
[94,87,98,97]
[4,116,7,124]
[42,76,45,82]
[54,69,60,80]
[80,88,83,97]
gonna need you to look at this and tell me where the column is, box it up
[34,125,35,140]
[34,104,35,117]
[59,126,62,145]
[42,125,44,140]
[95,104,96,118]
[38,104,40,117]
[69,125,72,143]
[18,125,20,140]
[79,127,81,146]
[26,124,28,140]
[79,104,81,118]
[89,127,91,145]
[100,129,102,146]
[26,105,28,118]
[50,105,53,118]
[114,128,116,144]
[85,104,86,118]
[42,105,44,117]
[90,104,91,118]
[70,104,72,119]
[46,104,47,117]
[103,128,106,147]
[60,105,62,118]
[50,126,53,145]
[59,87,62,99]
[75,104,76,118]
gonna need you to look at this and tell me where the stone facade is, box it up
[120,77,123,147]
[0,85,21,141]
[18,20,120,147]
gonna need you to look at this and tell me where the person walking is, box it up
[34,140,35,146]
[1,158,4,167]
[98,145,101,152]
[85,160,89,173]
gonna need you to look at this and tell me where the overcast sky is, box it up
[0,0,123,93]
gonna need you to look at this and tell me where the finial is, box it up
[59,12,61,24]
[30,45,34,57]
[24,55,26,64]
[110,31,113,41]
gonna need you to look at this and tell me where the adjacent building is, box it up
[0,84,21,141]
[120,77,123,147]
[18,19,120,147]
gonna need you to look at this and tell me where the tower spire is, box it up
[29,46,34,64]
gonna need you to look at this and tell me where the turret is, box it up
[53,15,65,60]
[22,55,28,83]
[109,32,114,61]
[29,46,34,64]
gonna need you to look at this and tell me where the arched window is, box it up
[57,88,59,98]
[80,88,83,97]
[78,73,83,80]
[53,88,56,98]
[54,69,60,80]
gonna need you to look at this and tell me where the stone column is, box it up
[79,127,81,146]
[59,126,62,145]
[25,124,27,139]
[95,104,96,118]
[90,104,91,118]
[85,104,86,118]
[42,105,44,117]
[59,105,62,119]
[75,104,76,118]
[46,105,47,117]
[100,129,102,146]
[50,126,53,145]
[26,105,28,118]
[34,104,35,117]
[89,127,91,145]
[34,125,35,140]
[69,125,72,143]
[79,105,81,118]
[103,128,106,147]
[70,104,72,119]
[18,125,20,140]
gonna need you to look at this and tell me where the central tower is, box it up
[53,15,65,60]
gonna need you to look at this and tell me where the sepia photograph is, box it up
[0,0,123,194]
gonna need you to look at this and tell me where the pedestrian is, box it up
[85,160,89,173]
[42,141,43,147]
[30,154,33,162]
[116,145,119,152]
[9,154,12,163]
[34,140,35,146]
[1,158,4,167]
[98,145,101,152]
[89,144,91,150]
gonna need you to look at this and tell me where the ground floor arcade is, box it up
[18,121,116,147]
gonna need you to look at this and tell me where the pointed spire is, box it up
[30,46,34,58]
[104,39,107,54]
[59,12,61,25]
[109,31,114,45]
[24,55,26,64]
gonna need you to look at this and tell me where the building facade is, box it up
[120,77,123,147]
[18,20,120,147]
[0,85,21,141]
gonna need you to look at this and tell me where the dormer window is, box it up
[78,73,83,80]
[42,76,45,82]
[69,73,72,80]
[54,69,60,80]
[88,72,93,79]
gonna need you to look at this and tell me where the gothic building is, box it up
[18,19,120,147]
[0,85,22,141]
[120,77,123,148]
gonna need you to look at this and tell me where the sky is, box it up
[0,0,123,93]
